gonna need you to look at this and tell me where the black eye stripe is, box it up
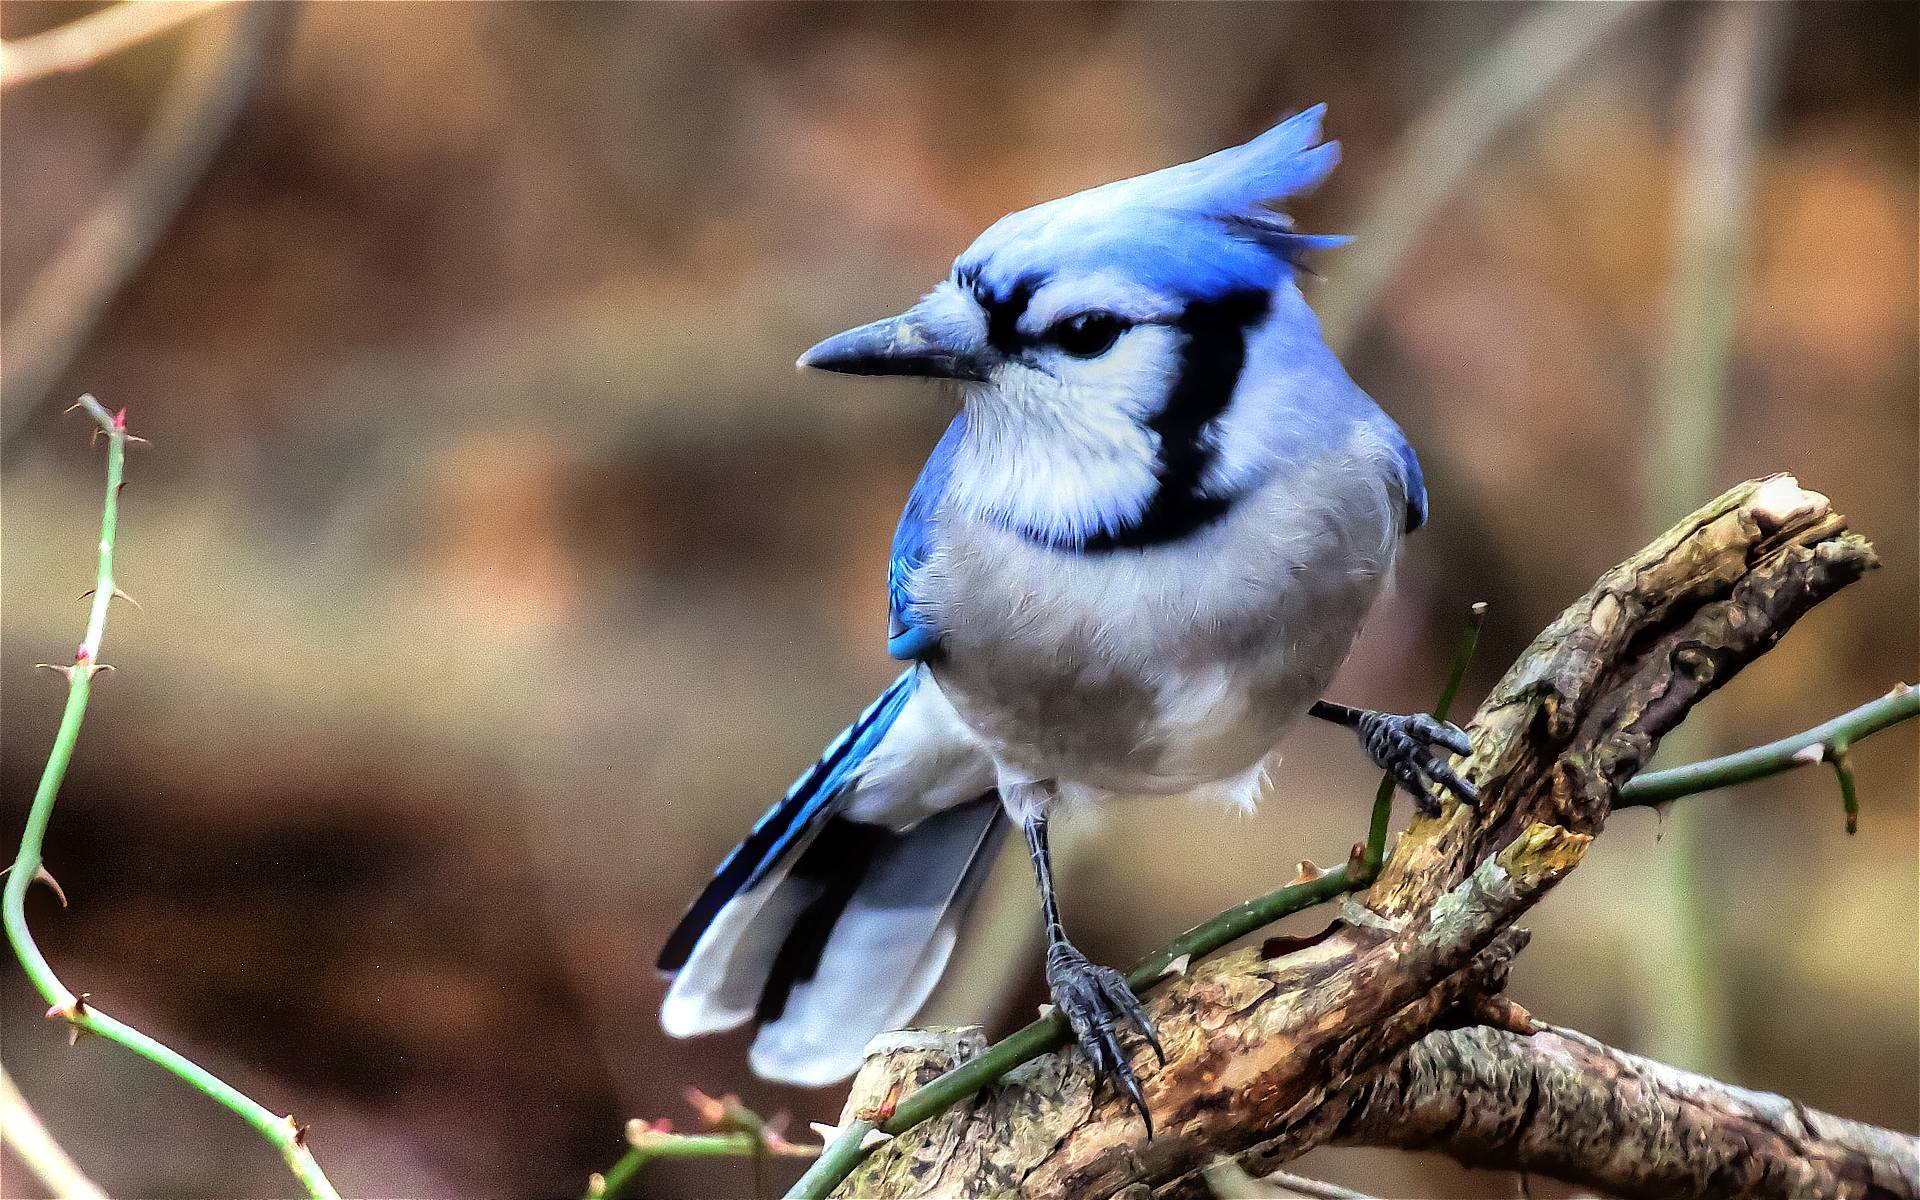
[960,270,1038,355]
[1070,288,1271,552]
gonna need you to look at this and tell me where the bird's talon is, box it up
[1359,710,1477,811]
[1046,945,1159,1134]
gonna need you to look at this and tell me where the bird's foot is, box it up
[1354,710,1477,816]
[1045,940,1163,1134]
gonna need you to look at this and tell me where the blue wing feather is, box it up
[887,412,966,660]
[657,668,918,971]
[1395,437,1428,533]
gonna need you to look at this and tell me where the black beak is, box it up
[797,309,988,382]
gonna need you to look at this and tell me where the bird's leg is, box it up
[1021,812,1162,1134]
[1308,700,1477,816]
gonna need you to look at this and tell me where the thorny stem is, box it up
[1616,685,1916,820]
[3,397,342,1200]
[780,685,1918,1200]
[589,1100,818,1200]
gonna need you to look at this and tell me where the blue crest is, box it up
[955,105,1349,304]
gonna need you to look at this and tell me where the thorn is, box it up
[1037,1002,1056,1019]
[1828,742,1859,834]
[33,866,67,907]
[35,663,75,681]
[63,399,88,416]
[1791,743,1825,766]
[46,993,91,1043]
[84,586,145,613]
[1157,953,1192,980]
[276,1114,311,1149]
[1287,859,1327,886]
[806,1121,890,1150]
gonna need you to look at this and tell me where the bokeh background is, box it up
[3,2,1914,1197]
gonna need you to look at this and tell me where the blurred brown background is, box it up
[2,2,1914,1197]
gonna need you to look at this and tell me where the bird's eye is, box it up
[1049,312,1127,358]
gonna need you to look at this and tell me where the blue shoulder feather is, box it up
[887,413,966,660]
[1396,438,1428,533]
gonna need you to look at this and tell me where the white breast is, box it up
[917,424,1405,809]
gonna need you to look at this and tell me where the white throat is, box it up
[946,325,1183,544]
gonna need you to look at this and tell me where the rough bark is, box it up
[1338,1024,1919,1200]
[830,476,1898,1200]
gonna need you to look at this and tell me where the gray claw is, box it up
[1358,711,1477,813]
[1102,970,1165,1065]
[1046,943,1159,1134]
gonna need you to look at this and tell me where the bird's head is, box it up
[799,105,1355,547]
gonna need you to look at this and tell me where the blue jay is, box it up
[658,106,1473,1129]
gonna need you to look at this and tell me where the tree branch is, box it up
[788,476,1891,1199]
[1338,1023,1919,1200]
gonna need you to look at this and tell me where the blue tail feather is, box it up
[657,669,918,973]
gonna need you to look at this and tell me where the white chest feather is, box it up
[917,426,1405,807]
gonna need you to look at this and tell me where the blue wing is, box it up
[657,667,918,972]
[887,412,966,660]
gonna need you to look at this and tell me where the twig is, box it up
[1318,0,1647,353]
[588,1093,816,1200]
[3,397,342,1200]
[0,1062,108,1200]
[0,0,237,89]
[0,1,288,446]
[1616,685,1917,811]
